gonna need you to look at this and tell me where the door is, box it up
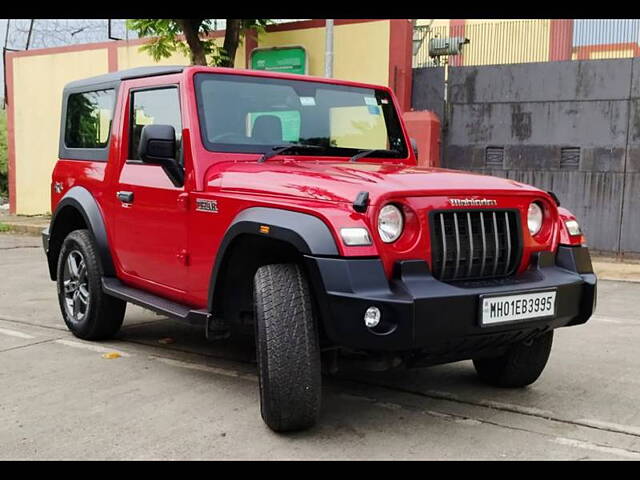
[112,84,188,293]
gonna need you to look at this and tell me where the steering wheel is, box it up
[211,132,249,143]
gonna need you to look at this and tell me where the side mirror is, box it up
[410,137,419,159]
[139,124,184,187]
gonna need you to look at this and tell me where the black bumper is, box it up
[305,246,596,358]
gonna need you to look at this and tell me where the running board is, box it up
[101,277,209,326]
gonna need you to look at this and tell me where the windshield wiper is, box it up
[258,144,325,163]
[349,149,402,162]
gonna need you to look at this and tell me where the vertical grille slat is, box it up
[480,212,487,277]
[453,213,461,279]
[466,212,474,277]
[431,209,521,282]
[492,211,499,276]
[504,211,512,275]
[439,214,447,279]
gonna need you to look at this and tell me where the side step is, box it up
[101,277,209,326]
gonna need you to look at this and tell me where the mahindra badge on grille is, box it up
[449,198,498,207]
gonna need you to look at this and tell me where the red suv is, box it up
[42,66,596,432]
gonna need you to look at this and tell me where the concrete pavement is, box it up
[0,211,50,236]
[1,232,639,460]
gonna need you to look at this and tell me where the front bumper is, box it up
[305,245,596,358]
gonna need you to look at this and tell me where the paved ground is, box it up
[1,232,639,460]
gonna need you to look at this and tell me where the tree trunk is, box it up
[222,19,242,67]
[176,19,207,65]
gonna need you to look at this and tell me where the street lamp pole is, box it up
[324,19,334,78]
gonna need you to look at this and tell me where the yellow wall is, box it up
[234,37,247,70]
[415,19,450,28]
[589,48,634,60]
[118,43,190,70]
[255,20,390,85]
[333,21,389,86]
[463,19,550,65]
[12,49,110,214]
[118,36,246,69]
[10,21,391,214]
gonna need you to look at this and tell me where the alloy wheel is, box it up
[62,250,90,323]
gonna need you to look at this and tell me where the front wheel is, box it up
[56,229,126,340]
[473,330,554,388]
[253,263,321,432]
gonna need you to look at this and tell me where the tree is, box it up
[127,19,271,67]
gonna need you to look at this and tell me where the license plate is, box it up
[480,290,557,326]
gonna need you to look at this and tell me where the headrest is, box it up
[252,115,283,144]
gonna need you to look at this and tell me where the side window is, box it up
[129,87,182,162]
[65,89,115,149]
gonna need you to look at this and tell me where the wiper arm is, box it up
[258,143,325,163]
[349,149,402,162]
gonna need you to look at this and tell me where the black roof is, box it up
[64,65,186,91]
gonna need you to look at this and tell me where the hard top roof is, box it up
[63,65,185,91]
[62,64,393,95]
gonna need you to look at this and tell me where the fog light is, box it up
[364,306,381,328]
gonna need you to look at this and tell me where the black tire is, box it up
[253,263,321,432]
[56,229,126,340]
[473,330,554,388]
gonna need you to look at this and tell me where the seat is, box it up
[252,115,283,144]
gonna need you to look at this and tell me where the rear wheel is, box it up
[473,331,553,388]
[56,229,126,340]
[253,263,321,432]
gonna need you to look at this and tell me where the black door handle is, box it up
[117,191,134,203]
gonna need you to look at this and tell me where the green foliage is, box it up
[127,19,219,65]
[242,19,270,35]
[0,109,7,199]
[127,19,271,66]
[0,223,9,232]
[65,93,102,148]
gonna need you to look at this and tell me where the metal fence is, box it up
[413,19,640,68]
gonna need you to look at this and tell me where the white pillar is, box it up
[324,19,334,78]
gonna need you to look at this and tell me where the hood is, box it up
[208,160,543,205]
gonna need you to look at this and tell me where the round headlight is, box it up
[527,202,544,236]
[378,204,404,243]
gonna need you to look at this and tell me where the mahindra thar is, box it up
[43,66,596,432]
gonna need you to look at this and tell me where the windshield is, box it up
[194,73,408,158]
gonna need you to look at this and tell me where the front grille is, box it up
[430,210,521,282]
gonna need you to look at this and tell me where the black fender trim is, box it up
[47,186,115,279]
[207,207,339,312]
